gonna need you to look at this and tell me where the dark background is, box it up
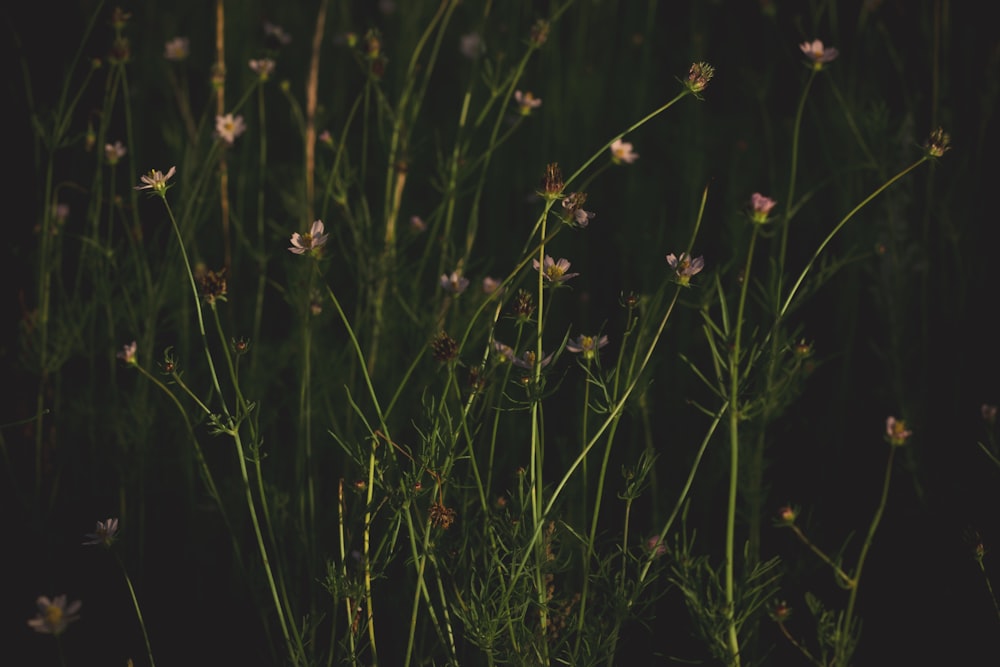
[4,1,1000,665]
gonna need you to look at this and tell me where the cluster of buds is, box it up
[511,289,536,324]
[560,192,595,228]
[684,62,715,96]
[540,163,564,201]
[430,331,459,363]
[428,503,457,529]
[924,127,951,158]
[197,267,228,305]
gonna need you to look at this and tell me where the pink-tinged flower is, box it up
[460,32,484,59]
[924,127,951,158]
[666,252,705,286]
[27,595,81,635]
[533,255,580,284]
[83,517,119,547]
[799,39,839,70]
[776,505,798,525]
[566,334,609,362]
[750,192,777,224]
[492,340,515,363]
[134,166,176,197]
[610,139,639,165]
[645,535,667,558]
[215,113,247,146]
[164,37,190,61]
[561,192,595,229]
[53,203,70,225]
[288,219,329,255]
[117,341,138,365]
[769,601,792,622]
[514,90,542,116]
[440,270,470,294]
[319,130,334,147]
[104,141,127,166]
[512,349,552,370]
[249,58,275,81]
[684,62,715,95]
[409,215,427,232]
[263,22,292,46]
[983,404,998,426]
[885,416,912,446]
[482,276,502,294]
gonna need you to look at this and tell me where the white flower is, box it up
[289,220,329,255]
[215,113,247,145]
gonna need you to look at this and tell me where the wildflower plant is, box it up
[9,2,986,666]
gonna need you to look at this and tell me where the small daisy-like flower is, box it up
[319,130,334,147]
[117,341,138,365]
[514,90,542,116]
[164,36,190,61]
[289,220,329,255]
[104,141,127,166]
[460,32,484,59]
[249,58,275,81]
[684,62,715,95]
[561,192,595,228]
[885,416,913,446]
[645,535,667,558]
[134,166,177,197]
[27,595,81,635]
[983,404,998,426]
[666,252,705,286]
[482,276,502,294]
[610,139,639,164]
[83,518,119,547]
[215,113,247,146]
[750,192,777,224]
[512,349,553,370]
[924,127,951,158]
[263,21,292,46]
[793,339,814,359]
[409,215,427,232]
[799,39,839,70]
[566,334,609,362]
[492,340,516,363]
[533,255,580,284]
[439,270,470,294]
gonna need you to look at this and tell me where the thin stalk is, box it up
[839,445,898,663]
[115,552,156,667]
[723,225,761,667]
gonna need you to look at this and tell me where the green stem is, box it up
[116,552,156,667]
[840,445,898,662]
[723,225,760,667]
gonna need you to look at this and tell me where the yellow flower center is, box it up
[545,265,564,281]
[44,605,63,628]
